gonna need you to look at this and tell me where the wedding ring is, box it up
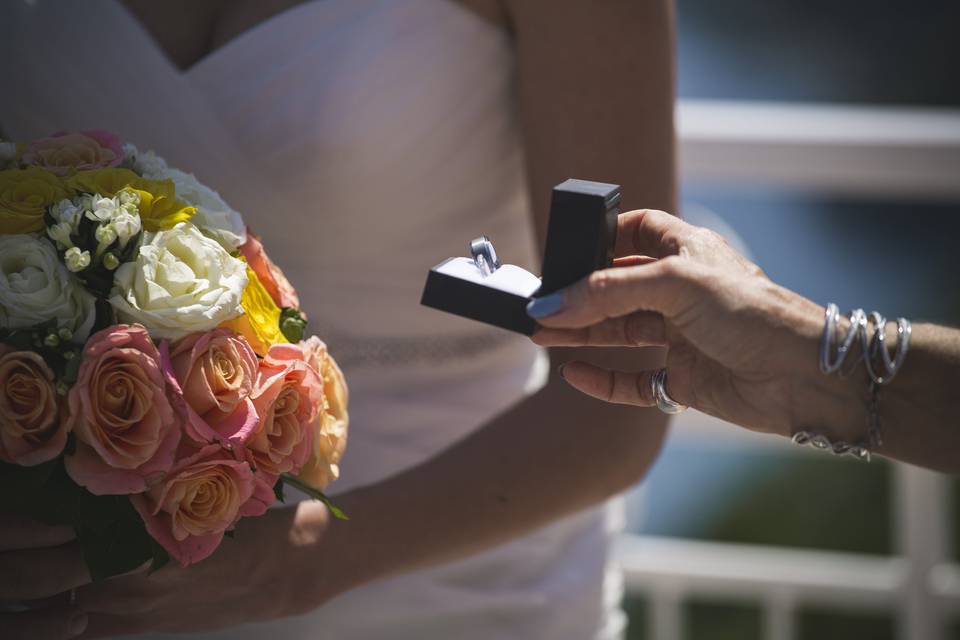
[470,235,501,277]
[651,368,687,414]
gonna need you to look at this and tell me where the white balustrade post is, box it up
[894,463,949,640]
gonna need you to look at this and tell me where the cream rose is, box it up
[128,144,245,251]
[156,168,246,251]
[0,234,96,342]
[109,222,248,340]
[296,337,349,491]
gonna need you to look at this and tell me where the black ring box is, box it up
[421,179,621,335]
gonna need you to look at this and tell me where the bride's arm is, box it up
[320,0,678,598]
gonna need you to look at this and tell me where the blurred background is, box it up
[617,0,960,639]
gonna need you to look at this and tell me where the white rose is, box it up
[109,222,248,340]
[0,235,96,342]
[123,144,168,176]
[144,167,246,251]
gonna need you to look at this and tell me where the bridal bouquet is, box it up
[0,131,348,579]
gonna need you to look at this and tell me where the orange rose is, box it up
[21,130,123,176]
[0,345,67,466]
[131,444,272,566]
[65,325,181,495]
[168,328,260,445]
[247,343,323,483]
[239,230,300,309]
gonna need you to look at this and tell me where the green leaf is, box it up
[61,353,82,386]
[92,299,116,335]
[0,328,35,351]
[0,458,79,526]
[280,473,348,521]
[273,478,285,503]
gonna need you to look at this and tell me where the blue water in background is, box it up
[629,0,960,538]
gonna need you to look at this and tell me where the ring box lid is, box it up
[421,179,620,335]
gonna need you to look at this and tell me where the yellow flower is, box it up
[0,168,71,234]
[220,266,287,356]
[65,168,195,231]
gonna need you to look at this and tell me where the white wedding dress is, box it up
[2,1,626,638]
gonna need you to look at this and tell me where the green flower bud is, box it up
[56,381,70,396]
[102,252,120,271]
[58,327,73,341]
[280,316,306,343]
[43,333,60,348]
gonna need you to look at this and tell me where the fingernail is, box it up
[70,612,88,636]
[526,293,565,318]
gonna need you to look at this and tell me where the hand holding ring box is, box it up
[421,179,620,334]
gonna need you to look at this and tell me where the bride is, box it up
[0,1,675,638]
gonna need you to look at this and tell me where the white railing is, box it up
[614,99,960,640]
[677,99,960,201]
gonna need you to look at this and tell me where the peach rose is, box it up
[65,324,181,495]
[131,443,272,566]
[0,345,67,466]
[247,344,323,485]
[21,130,123,176]
[167,329,260,445]
[295,337,349,491]
[239,230,300,310]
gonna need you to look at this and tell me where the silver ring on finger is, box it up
[651,368,687,414]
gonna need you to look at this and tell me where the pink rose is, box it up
[131,443,271,566]
[167,329,260,446]
[21,130,123,176]
[0,345,67,466]
[239,230,300,309]
[247,344,323,485]
[65,324,181,495]
[295,337,349,491]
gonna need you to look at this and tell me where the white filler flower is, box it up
[110,222,248,340]
[0,234,96,342]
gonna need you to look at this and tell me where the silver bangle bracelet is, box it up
[797,303,911,460]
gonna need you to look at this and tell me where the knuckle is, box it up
[587,269,612,295]
[586,271,617,315]
[657,255,688,280]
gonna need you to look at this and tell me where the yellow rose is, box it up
[65,168,195,231]
[0,168,71,234]
[295,336,349,491]
[220,266,287,356]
